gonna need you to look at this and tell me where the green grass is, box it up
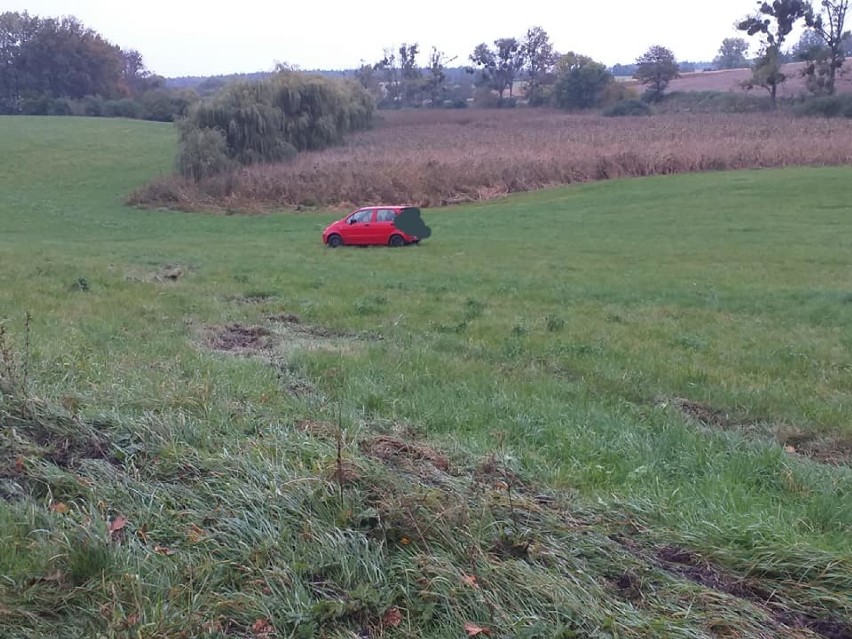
[0,116,850,638]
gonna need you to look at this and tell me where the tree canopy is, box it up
[714,37,751,69]
[737,0,814,107]
[633,45,679,100]
[0,10,167,116]
[552,53,614,110]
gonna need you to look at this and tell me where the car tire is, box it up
[327,234,343,248]
[389,234,404,247]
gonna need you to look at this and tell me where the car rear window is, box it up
[376,209,396,222]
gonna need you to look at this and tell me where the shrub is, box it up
[600,81,638,106]
[793,94,852,118]
[656,91,773,114]
[176,119,235,182]
[19,96,72,115]
[176,70,374,175]
[602,99,652,117]
[472,86,501,108]
[103,99,143,119]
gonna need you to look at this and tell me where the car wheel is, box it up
[389,234,404,247]
[327,234,343,248]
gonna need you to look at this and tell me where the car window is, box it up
[376,209,396,222]
[350,209,373,223]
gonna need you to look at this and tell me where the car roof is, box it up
[358,205,415,210]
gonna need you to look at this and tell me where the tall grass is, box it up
[130,109,852,211]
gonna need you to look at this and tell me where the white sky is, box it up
[8,0,765,77]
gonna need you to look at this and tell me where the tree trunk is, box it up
[828,58,838,95]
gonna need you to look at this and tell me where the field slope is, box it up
[1,116,851,639]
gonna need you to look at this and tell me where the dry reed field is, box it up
[131,109,852,211]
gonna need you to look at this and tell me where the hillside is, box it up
[0,117,850,638]
[623,61,852,97]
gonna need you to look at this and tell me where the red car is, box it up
[322,206,421,248]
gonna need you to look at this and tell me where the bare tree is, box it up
[804,0,850,94]
[423,47,456,107]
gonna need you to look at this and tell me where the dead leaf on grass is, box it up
[14,456,24,474]
[464,621,492,636]
[108,515,128,541]
[154,545,176,556]
[122,613,139,628]
[187,523,205,543]
[251,618,275,637]
[39,569,64,584]
[382,606,402,628]
[49,502,70,514]
[461,574,479,588]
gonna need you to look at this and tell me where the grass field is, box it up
[1,116,851,638]
[130,109,852,212]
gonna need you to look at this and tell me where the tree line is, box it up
[354,1,850,111]
[355,27,636,111]
[3,3,850,128]
[737,0,851,108]
[0,11,196,120]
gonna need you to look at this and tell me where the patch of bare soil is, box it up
[669,397,738,430]
[267,312,302,324]
[774,428,852,467]
[1,410,116,474]
[125,263,189,283]
[206,323,272,353]
[154,264,186,282]
[609,534,851,639]
[655,545,852,639]
[361,435,450,473]
[360,435,455,487]
[229,292,277,305]
[0,404,126,503]
[295,419,337,439]
[663,397,851,466]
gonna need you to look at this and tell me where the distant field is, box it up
[624,61,852,97]
[132,109,852,212]
[1,117,851,638]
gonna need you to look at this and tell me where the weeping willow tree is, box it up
[176,70,374,180]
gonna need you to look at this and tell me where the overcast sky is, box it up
[9,0,768,77]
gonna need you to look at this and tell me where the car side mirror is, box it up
[348,218,357,224]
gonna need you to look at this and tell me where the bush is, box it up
[175,70,375,176]
[103,99,143,119]
[444,98,469,109]
[76,95,106,117]
[656,91,772,114]
[176,120,235,182]
[19,96,72,115]
[600,81,638,106]
[793,94,852,118]
[602,99,652,117]
[472,87,501,108]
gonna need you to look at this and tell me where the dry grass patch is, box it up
[130,110,852,212]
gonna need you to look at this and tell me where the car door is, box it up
[344,208,374,244]
[373,208,398,245]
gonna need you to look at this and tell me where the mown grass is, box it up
[1,116,851,638]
